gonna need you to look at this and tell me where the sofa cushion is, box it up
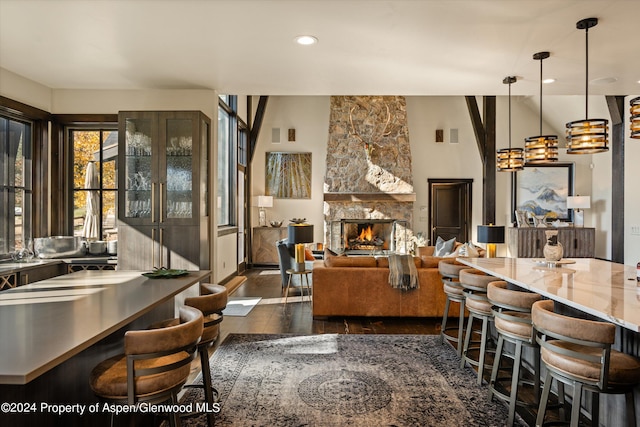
[434,236,456,256]
[377,256,421,269]
[419,255,442,268]
[324,252,377,267]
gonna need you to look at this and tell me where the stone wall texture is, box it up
[324,96,416,251]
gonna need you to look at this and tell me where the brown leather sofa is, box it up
[311,247,455,319]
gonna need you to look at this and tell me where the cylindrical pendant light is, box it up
[525,51,558,164]
[497,76,524,172]
[631,96,640,139]
[566,18,609,154]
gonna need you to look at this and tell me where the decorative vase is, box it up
[543,230,563,261]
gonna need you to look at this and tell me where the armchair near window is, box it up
[276,239,313,289]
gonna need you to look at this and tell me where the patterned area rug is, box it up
[180,334,526,426]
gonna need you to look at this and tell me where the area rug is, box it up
[179,334,526,426]
[221,297,262,316]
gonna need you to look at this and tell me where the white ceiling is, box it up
[0,0,639,96]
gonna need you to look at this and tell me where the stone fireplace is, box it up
[324,96,416,252]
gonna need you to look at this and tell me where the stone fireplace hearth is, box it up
[324,96,416,252]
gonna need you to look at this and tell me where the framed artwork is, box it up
[265,152,312,199]
[513,163,574,222]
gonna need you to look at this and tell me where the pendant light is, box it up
[525,52,558,163]
[566,18,609,154]
[497,76,524,172]
[631,96,640,139]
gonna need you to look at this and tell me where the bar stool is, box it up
[459,268,496,385]
[90,306,203,427]
[183,283,228,427]
[487,281,542,426]
[532,300,640,427]
[438,259,469,357]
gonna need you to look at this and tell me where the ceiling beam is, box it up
[249,96,268,162]
[607,95,625,263]
[466,96,497,225]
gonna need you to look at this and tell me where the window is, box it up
[69,128,118,240]
[0,116,32,255]
[218,96,237,226]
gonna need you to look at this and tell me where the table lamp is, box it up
[567,195,590,227]
[288,223,314,272]
[256,195,273,227]
[477,224,505,258]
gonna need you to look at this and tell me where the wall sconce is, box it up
[435,129,444,143]
[477,224,505,258]
[255,195,273,227]
[567,195,590,227]
[288,128,296,142]
[631,96,640,139]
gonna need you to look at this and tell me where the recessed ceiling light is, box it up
[543,78,556,84]
[294,35,318,46]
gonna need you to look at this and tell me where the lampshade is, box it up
[477,225,505,244]
[288,224,314,244]
[257,195,273,208]
[566,18,609,154]
[631,96,640,139]
[525,51,559,164]
[566,195,590,210]
[497,76,524,172]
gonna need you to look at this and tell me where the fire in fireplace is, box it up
[341,219,395,252]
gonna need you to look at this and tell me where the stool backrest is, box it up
[488,281,541,312]
[532,299,615,389]
[123,306,203,404]
[459,268,495,292]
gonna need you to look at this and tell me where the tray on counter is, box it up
[142,268,188,279]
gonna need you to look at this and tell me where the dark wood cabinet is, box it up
[117,111,210,272]
[507,227,595,258]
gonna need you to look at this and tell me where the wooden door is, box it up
[428,179,472,245]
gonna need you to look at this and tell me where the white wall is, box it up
[251,96,329,244]
[0,68,52,112]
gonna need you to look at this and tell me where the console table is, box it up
[252,226,287,265]
[507,227,595,258]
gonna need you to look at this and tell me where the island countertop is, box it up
[0,269,211,384]
[456,257,640,332]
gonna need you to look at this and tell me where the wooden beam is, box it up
[249,96,268,162]
[607,95,625,263]
[483,96,497,225]
[465,96,485,159]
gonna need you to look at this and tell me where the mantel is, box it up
[323,193,416,202]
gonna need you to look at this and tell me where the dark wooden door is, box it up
[428,179,472,245]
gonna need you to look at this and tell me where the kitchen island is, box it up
[0,269,211,426]
[456,257,639,427]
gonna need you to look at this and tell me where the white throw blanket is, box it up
[388,254,419,291]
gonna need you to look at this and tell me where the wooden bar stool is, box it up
[532,300,640,427]
[487,280,542,426]
[459,268,497,385]
[90,306,203,427]
[438,258,469,357]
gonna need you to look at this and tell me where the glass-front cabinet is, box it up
[117,111,210,271]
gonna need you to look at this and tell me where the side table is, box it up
[284,269,312,303]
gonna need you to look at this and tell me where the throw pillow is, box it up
[434,236,456,256]
[457,242,480,258]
